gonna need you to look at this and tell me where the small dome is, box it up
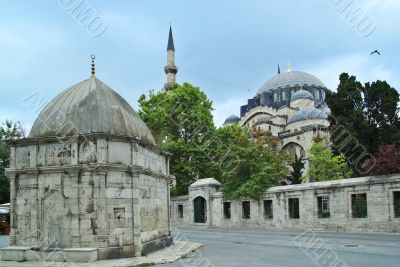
[224,115,240,124]
[257,71,326,95]
[288,107,328,123]
[29,77,156,144]
[291,89,314,101]
[190,178,221,188]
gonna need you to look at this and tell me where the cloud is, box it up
[304,54,398,91]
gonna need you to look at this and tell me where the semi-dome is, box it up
[224,115,240,124]
[257,71,326,95]
[29,77,156,144]
[291,89,314,101]
[288,107,328,123]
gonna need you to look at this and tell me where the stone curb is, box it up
[0,241,203,267]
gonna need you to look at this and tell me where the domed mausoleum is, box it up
[2,67,174,262]
[224,65,331,173]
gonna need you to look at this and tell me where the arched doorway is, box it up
[193,197,206,223]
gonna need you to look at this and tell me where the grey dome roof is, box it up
[190,178,221,188]
[257,71,326,95]
[29,77,156,144]
[224,115,240,124]
[291,89,314,101]
[288,107,328,123]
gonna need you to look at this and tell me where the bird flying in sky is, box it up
[370,50,381,55]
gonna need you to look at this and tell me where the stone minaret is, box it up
[164,24,178,90]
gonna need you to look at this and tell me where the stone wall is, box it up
[171,175,400,233]
[3,134,174,262]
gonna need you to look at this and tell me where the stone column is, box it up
[131,173,142,256]
[8,174,17,245]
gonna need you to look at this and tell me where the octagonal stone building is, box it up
[1,76,174,262]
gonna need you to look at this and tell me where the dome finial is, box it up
[287,61,292,72]
[90,54,96,78]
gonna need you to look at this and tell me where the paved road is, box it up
[162,227,400,267]
[1,229,399,267]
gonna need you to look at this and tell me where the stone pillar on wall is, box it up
[131,173,142,255]
[8,174,16,246]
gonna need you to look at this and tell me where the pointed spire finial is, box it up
[91,54,96,78]
[287,61,292,72]
[278,63,281,74]
[167,22,175,51]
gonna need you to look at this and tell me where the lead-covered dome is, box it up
[291,89,314,101]
[288,107,328,123]
[257,71,326,95]
[29,77,156,144]
[224,115,240,124]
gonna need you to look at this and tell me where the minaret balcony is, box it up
[164,65,178,74]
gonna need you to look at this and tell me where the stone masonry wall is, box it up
[171,175,400,233]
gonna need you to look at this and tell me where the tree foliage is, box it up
[306,137,353,182]
[326,73,399,174]
[287,155,305,185]
[0,120,23,204]
[365,144,400,176]
[218,125,289,199]
[138,83,217,195]
[139,84,291,199]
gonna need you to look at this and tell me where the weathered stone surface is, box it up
[171,175,400,233]
[5,134,174,262]
[28,78,156,145]
[63,248,98,262]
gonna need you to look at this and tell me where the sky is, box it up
[0,0,399,133]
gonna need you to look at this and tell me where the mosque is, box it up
[162,24,332,171]
[223,65,331,170]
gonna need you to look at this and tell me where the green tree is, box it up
[287,155,305,185]
[218,125,289,199]
[307,137,353,182]
[138,83,217,195]
[363,80,400,146]
[0,120,23,204]
[326,73,399,174]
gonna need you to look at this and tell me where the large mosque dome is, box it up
[29,77,156,145]
[257,71,327,95]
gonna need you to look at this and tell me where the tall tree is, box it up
[307,137,353,182]
[326,73,400,174]
[363,81,400,145]
[138,83,217,195]
[287,155,305,185]
[0,120,23,204]
[218,125,289,199]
